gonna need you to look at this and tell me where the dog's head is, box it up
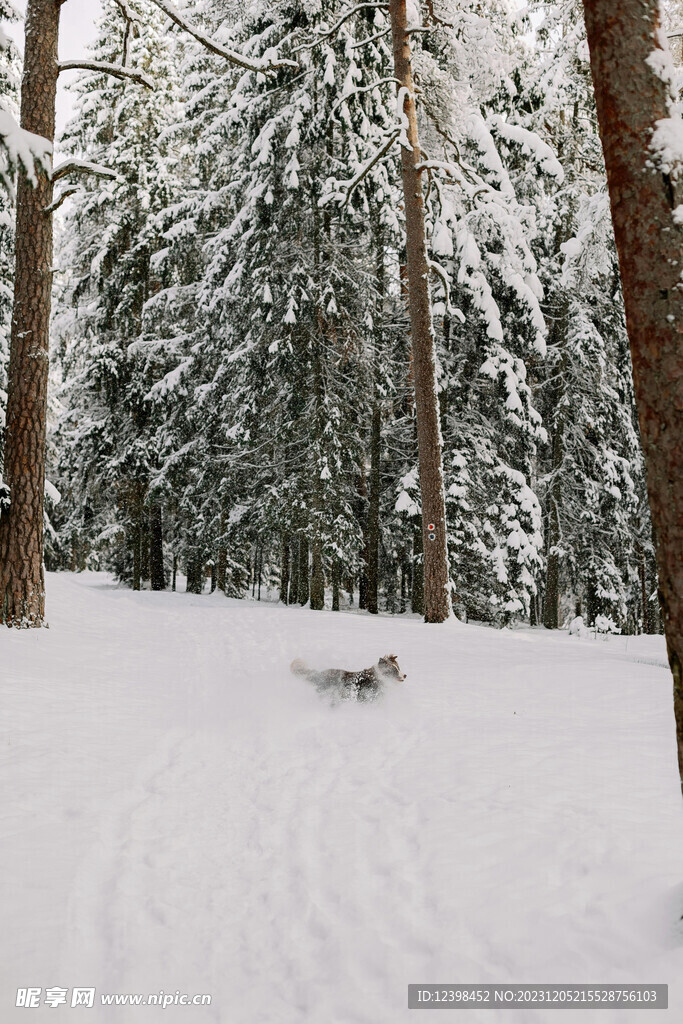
[378,654,406,682]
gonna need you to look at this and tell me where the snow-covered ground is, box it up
[2,572,682,1023]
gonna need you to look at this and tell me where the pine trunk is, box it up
[280,533,290,604]
[297,535,309,605]
[583,0,683,788]
[412,520,424,615]
[366,403,381,615]
[0,0,60,626]
[289,534,299,604]
[357,467,368,609]
[149,501,165,591]
[216,510,227,593]
[389,0,451,623]
[310,537,325,610]
[639,544,650,635]
[543,416,564,629]
[331,559,340,611]
[132,514,142,592]
[186,554,203,594]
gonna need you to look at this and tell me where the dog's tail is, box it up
[290,658,309,678]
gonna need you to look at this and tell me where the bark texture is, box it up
[149,501,165,591]
[582,0,683,786]
[389,0,451,622]
[296,535,309,605]
[279,533,290,604]
[366,403,381,614]
[0,0,60,626]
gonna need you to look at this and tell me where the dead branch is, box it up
[58,60,154,88]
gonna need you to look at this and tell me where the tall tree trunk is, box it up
[132,486,143,593]
[149,501,165,591]
[289,533,300,604]
[172,553,177,592]
[412,521,424,615]
[582,0,683,787]
[331,559,341,611]
[639,542,650,635]
[366,403,381,615]
[280,533,291,604]
[310,537,325,609]
[543,412,564,629]
[357,467,369,609]
[310,352,326,611]
[0,0,60,626]
[216,509,227,593]
[389,0,451,623]
[251,540,258,597]
[297,535,309,605]
[367,219,385,616]
[186,553,203,594]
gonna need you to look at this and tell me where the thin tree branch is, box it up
[112,0,142,66]
[58,60,154,88]
[145,0,297,74]
[52,159,119,183]
[319,128,400,207]
[330,77,399,119]
[350,27,391,49]
[424,0,455,29]
[293,3,388,51]
[44,187,81,214]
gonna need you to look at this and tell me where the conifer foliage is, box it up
[0,0,655,640]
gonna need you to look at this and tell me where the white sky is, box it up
[6,0,104,134]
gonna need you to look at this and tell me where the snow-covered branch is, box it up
[319,128,400,207]
[428,259,464,321]
[350,27,391,49]
[45,186,82,215]
[145,0,297,75]
[424,0,454,30]
[113,0,140,27]
[330,78,399,120]
[113,0,142,66]
[59,60,154,89]
[294,3,388,51]
[52,159,119,183]
[0,108,52,193]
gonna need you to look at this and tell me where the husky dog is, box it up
[290,654,406,701]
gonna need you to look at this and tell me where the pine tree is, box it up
[54,0,187,589]
[581,0,683,788]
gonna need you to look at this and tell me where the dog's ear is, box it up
[387,654,399,663]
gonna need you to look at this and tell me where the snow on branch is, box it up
[350,27,391,49]
[0,108,52,193]
[112,0,142,66]
[113,0,141,26]
[52,159,119,183]
[145,0,297,74]
[294,3,388,51]
[428,259,465,321]
[489,115,564,183]
[330,77,399,120]
[319,128,400,207]
[45,187,82,215]
[424,0,454,30]
[59,60,154,89]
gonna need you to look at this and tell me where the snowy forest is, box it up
[2,1,683,1017]
[0,0,674,634]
